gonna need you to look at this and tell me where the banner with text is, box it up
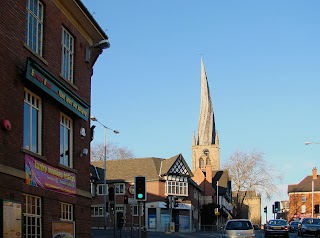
[25,154,76,195]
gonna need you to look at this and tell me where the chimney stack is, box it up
[312,167,317,180]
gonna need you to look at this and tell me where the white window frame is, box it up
[132,205,139,216]
[302,195,306,203]
[91,205,104,217]
[24,89,42,154]
[165,180,188,196]
[60,113,73,168]
[96,184,108,195]
[115,183,125,195]
[61,27,74,83]
[115,204,124,212]
[301,205,306,214]
[60,202,73,221]
[25,0,44,56]
[24,194,42,237]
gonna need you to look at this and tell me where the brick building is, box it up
[287,167,320,221]
[0,0,108,237]
[91,154,203,232]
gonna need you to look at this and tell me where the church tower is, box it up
[192,58,220,172]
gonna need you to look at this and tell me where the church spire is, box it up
[196,58,216,145]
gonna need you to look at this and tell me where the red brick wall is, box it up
[0,0,97,237]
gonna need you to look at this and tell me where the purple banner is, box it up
[25,154,76,195]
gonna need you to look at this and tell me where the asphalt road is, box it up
[91,229,302,238]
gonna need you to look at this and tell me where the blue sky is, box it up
[83,1,320,221]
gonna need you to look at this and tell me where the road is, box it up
[91,229,302,238]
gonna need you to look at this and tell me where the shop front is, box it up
[145,201,195,233]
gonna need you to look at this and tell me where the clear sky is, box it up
[82,0,320,222]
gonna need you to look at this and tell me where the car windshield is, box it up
[226,221,253,230]
[291,221,299,225]
[268,220,287,226]
[302,219,320,224]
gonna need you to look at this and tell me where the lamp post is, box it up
[90,116,119,229]
[305,142,319,218]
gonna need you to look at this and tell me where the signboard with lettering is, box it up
[25,58,89,121]
[0,200,22,238]
[25,154,76,195]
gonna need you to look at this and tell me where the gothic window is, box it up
[199,158,204,168]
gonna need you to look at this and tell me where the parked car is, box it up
[265,219,289,238]
[289,220,299,232]
[222,219,255,238]
[298,218,320,236]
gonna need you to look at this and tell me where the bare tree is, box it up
[90,142,135,161]
[222,150,282,218]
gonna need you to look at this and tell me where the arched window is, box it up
[199,158,204,168]
[206,158,211,165]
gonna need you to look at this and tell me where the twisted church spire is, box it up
[194,58,216,146]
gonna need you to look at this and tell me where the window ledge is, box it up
[58,163,78,174]
[23,43,48,65]
[21,148,47,161]
[59,74,78,91]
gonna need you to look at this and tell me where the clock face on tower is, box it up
[203,149,209,156]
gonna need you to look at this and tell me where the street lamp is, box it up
[305,142,320,145]
[90,116,119,229]
[305,142,319,218]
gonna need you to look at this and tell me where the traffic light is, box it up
[315,204,320,214]
[264,206,267,213]
[274,201,280,212]
[165,197,170,209]
[124,195,128,204]
[174,197,179,207]
[134,176,146,201]
[108,187,114,201]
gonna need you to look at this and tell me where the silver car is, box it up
[223,219,255,238]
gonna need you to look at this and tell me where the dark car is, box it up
[298,218,320,236]
[289,221,299,232]
[265,219,289,238]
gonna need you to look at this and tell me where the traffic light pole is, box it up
[264,206,268,224]
[138,201,141,238]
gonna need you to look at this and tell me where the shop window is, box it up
[115,183,125,195]
[23,194,42,237]
[60,113,73,167]
[61,27,74,83]
[24,89,42,154]
[25,0,44,56]
[60,202,73,221]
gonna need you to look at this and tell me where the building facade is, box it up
[0,0,107,237]
[91,154,203,232]
[233,191,262,226]
[287,167,320,221]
